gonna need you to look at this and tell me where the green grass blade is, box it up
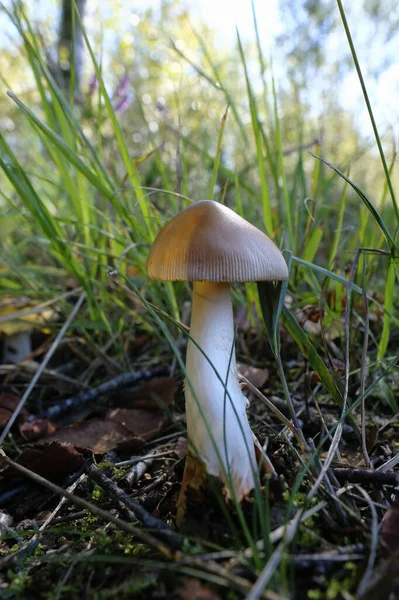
[302,226,323,264]
[72,1,154,240]
[271,70,292,243]
[6,93,118,205]
[311,153,398,256]
[209,104,229,200]
[377,259,396,361]
[236,29,273,234]
[336,0,399,224]
[281,305,360,437]
[328,179,348,266]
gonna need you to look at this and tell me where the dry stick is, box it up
[377,451,399,472]
[31,364,168,421]
[116,450,176,468]
[0,450,173,558]
[122,457,154,486]
[88,464,182,549]
[332,468,399,487]
[0,363,89,389]
[0,472,87,570]
[240,375,300,440]
[306,438,347,526]
[0,292,87,445]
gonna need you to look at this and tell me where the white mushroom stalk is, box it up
[185,281,257,498]
[146,200,288,505]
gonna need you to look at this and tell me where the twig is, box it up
[377,451,399,472]
[116,450,177,468]
[30,365,168,421]
[0,293,86,445]
[332,468,399,487]
[88,464,182,549]
[0,450,174,558]
[0,472,87,571]
[0,362,88,389]
[290,547,365,567]
[132,471,169,498]
[307,438,347,526]
[123,457,154,486]
[239,375,301,441]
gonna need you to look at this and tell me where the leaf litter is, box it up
[0,312,398,599]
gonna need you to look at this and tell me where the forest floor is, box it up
[0,308,398,600]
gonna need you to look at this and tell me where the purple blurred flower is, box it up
[115,74,130,98]
[88,73,99,96]
[113,73,135,115]
[114,92,134,115]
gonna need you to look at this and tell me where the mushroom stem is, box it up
[185,281,257,498]
[2,331,32,364]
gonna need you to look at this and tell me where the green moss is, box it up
[307,563,358,600]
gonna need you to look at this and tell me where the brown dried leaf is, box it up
[106,408,166,441]
[3,441,84,482]
[0,393,28,427]
[133,377,176,410]
[178,577,221,600]
[176,453,208,527]
[237,362,268,389]
[19,419,56,442]
[381,495,399,553]
[39,418,141,453]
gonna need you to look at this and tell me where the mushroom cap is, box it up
[147,200,288,282]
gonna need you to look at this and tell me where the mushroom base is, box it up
[185,281,257,499]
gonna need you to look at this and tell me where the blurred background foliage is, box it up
[0,0,398,321]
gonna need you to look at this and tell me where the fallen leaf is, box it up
[381,494,399,553]
[133,377,176,410]
[176,453,208,527]
[19,419,56,442]
[39,418,140,453]
[3,441,84,482]
[178,577,221,600]
[295,306,323,336]
[0,393,28,427]
[237,362,268,389]
[106,408,166,441]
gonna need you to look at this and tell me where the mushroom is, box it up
[0,303,55,365]
[146,200,288,500]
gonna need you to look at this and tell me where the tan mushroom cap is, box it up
[147,200,288,283]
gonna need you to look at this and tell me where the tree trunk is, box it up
[58,0,86,100]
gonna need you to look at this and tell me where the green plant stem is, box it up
[336,0,399,224]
